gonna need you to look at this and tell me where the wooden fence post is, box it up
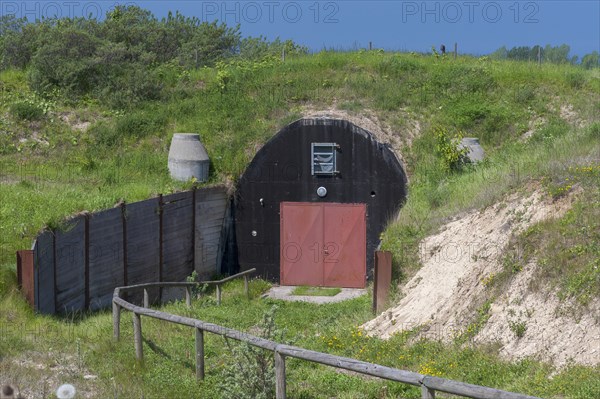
[186,286,192,308]
[216,284,222,305]
[275,350,286,399]
[143,288,149,308]
[421,385,436,399]
[112,301,121,340]
[195,328,205,381]
[244,275,249,298]
[133,312,143,361]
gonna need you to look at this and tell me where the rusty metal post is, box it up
[373,251,393,314]
[16,250,35,307]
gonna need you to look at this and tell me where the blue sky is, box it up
[3,1,599,57]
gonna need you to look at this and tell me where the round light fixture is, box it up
[317,186,327,198]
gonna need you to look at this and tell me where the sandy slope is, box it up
[362,186,599,367]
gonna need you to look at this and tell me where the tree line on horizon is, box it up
[490,44,599,69]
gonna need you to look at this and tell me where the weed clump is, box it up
[220,305,287,399]
[435,127,469,172]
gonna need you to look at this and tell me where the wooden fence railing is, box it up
[112,272,542,399]
[114,268,254,309]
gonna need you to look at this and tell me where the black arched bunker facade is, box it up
[235,118,407,288]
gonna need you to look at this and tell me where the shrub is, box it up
[220,306,287,399]
[508,320,527,338]
[7,93,53,121]
[239,37,307,61]
[90,121,120,147]
[565,71,585,89]
[114,109,168,140]
[435,127,469,172]
[530,119,569,144]
[98,64,165,109]
[514,85,535,104]
[186,271,209,298]
[9,100,43,121]
[376,55,423,78]
[589,122,600,137]
[178,21,242,68]
[427,65,495,95]
[29,28,101,96]
[448,98,491,129]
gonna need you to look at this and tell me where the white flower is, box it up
[56,384,76,399]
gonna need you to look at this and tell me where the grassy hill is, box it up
[0,51,599,398]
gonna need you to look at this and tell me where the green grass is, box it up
[291,286,342,296]
[1,53,598,269]
[381,121,600,280]
[1,279,599,398]
[1,52,599,398]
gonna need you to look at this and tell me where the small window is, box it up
[312,143,338,176]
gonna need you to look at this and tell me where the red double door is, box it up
[280,202,366,288]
